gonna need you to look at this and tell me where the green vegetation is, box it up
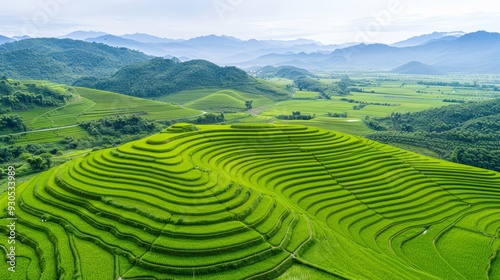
[0,38,150,84]
[367,98,500,171]
[0,80,202,181]
[276,111,315,120]
[75,58,291,100]
[2,124,500,279]
[157,88,275,113]
[255,65,316,80]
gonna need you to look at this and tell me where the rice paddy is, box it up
[1,123,500,279]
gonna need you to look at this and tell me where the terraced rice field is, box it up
[1,124,500,279]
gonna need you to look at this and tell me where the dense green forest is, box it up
[0,38,150,83]
[74,58,291,100]
[367,98,500,171]
[255,65,315,80]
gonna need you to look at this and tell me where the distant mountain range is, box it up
[241,31,500,73]
[391,31,465,47]
[1,30,499,74]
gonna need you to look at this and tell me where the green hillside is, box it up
[368,98,500,171]
[256,65,315,80]
[0,80,202,144]
[2,124,500,279]
[75,58,291,100]
[0,38,151,84]
[157,88,276,112]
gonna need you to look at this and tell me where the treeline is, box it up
[368,99,500,133]
[277,111,315,120]
[327,112,348,118]
[340,98,397,107]
[366,98,500,171]
[193,113,225,124]
[443,99,465,103]
[417,80,500,90]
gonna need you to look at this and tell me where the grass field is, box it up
[5,86,202,143]
[156,88,275,112]
[2,123,500,279]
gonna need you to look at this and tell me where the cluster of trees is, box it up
[366,98,500,171]
[277,111,315,120]
[294,76,352,97]
[340,98,397,107]
[193,113,225,124]
[245,100,253,110]
[80,115,157,137]
[0,77,72,111]
[327,112,348,118]
[0,115,26,131]
[0,143,58,178]
[353,104,367,110]
[443,99,466,103]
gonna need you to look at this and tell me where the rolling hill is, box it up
[1,124,500,279]
[75,57,291,100]
[0,38,151,83]
[0,79,201,145]
[255,65,315,80]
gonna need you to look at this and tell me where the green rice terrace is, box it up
[2,123,500,279]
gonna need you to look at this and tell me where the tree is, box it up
[245,100,253,110]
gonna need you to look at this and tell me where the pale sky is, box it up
[1,0,499,44]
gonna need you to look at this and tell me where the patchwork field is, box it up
[2,124,500,279]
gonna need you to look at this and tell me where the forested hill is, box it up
[74,57,291,100]
[367,98,500,171]
[0,38,151,84]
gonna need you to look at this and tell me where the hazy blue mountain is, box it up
[61,30,109,40]
[12,35,30,41]
[120,33,182,44]
[391,61,445,75]
[241,31,500,73]
[0,38,151,83]
[391,31,465,47]
[0,35,14,45]
[65,32,344,64]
